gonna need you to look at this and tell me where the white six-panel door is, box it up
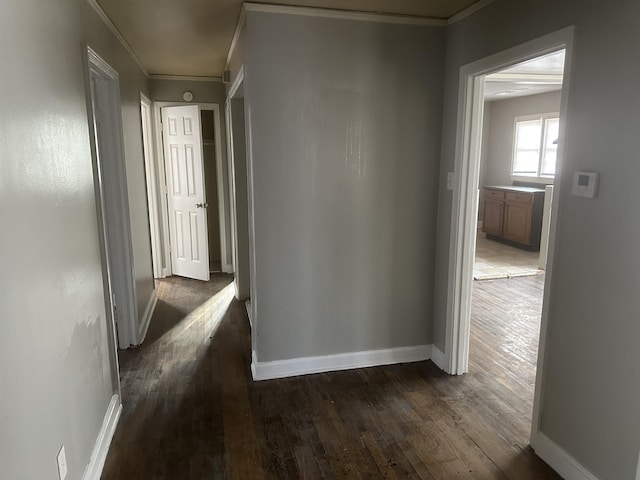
[161,105,210,281]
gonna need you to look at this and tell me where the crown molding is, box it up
[243,3,447,26]
[225,5,248,71]
[86,0,149,78]
[447,0,495,25]
[149,74,223,82]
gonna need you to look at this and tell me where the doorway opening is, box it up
[147,102,232,281]
[474,50,564,282]
[225,66,256,332]
[86,47,139,351]
[444,27,574,450]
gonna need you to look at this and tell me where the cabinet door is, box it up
[483,199,504,236]
[503,201,532,245]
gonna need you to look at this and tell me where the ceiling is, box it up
[95,0,486,77]
[484,50,565,101]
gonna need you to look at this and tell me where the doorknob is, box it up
[195,203,208,208]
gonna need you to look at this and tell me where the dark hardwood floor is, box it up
[102,274,559,479]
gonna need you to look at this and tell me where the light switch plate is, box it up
[571,171,599,198]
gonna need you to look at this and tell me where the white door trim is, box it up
[443,26,575,444]
[140,93,162,279]
[225,64,259,359]
[152,101,232,276]
[85,46,139,350]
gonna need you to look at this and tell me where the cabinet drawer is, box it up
[505,192,533,204]
[484,189,505,200]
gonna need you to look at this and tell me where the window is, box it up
[512,114,559,178]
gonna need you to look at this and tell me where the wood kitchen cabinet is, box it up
[481,186,545,250]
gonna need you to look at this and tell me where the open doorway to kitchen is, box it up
[444,28,574,452]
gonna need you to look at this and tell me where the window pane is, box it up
[541,118,559,175]
[514,150,539,174]
[516,120,542,150]
[541,150,557,175]
[513,120,541,175]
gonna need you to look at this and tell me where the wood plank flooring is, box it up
[102,274,559,479]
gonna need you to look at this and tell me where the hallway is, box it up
[102,274,558,479]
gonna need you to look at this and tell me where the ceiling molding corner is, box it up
[86,0,149,78]
[225,4,248,71]
[447,0,495,25]
[243,2,446,27]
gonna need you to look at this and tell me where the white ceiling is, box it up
[484,50,565,101]
[95,0,487,77]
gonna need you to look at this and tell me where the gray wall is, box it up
[82,2,155,328]
[246,12,445,361]
[150,79,226,104]
[0,0,116,478]
[434,1,640,478]
[481,91,561,187]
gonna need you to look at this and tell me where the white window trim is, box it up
[511,112,559,183]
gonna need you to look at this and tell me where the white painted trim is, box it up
[447,0,495,25]
[430,345,446,371]
[86,0,149,77]
[149,74,222,82]
[87,48,118,79]
[225,67,245,299]
[226,5,247,71]
[252,345,432,381]
[531,432,599,480]
[137,289,157,344]
[251,350,258,380]
[211,104,233,274]
[245,299,252,328]
[538,185,553,270]
[140,93,162,279]
[82,394,122,480]
[227,65,245,100]
[224,98,238,289]
[244,2,446,26]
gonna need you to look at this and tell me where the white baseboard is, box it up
[252,344,432,381]
[531,431,599,480]
[245,299,252,328]
[137,289,158,344]
[431,345,447,371]
[82,394,122,480]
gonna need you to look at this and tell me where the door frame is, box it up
[225,66,257,302]
[85,46,139,351]
[152,102,232,276]
[443,27,575,443]
[140,93,162,280]
[226,65,258,346]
